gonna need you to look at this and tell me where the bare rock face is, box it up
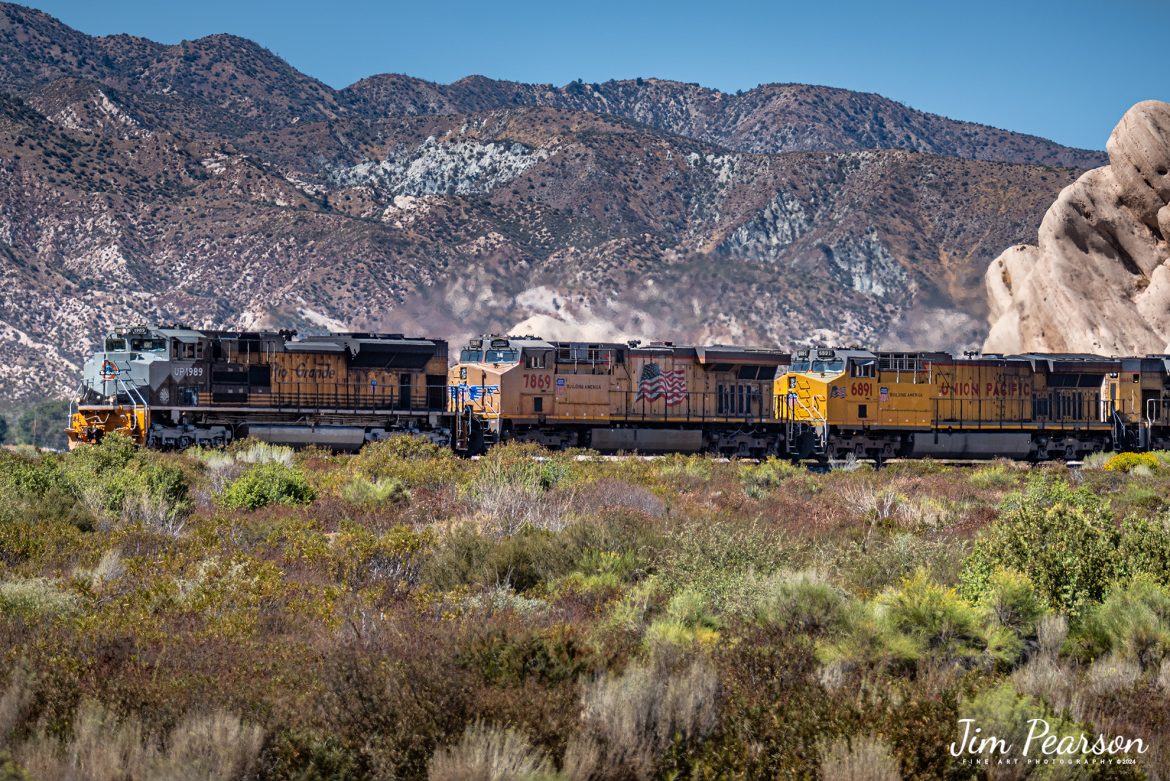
[985,101,1170,354]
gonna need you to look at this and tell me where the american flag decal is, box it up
[635,363,687,405]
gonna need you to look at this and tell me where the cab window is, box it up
[460,349,483,363]
[850,360,876,378]
[105,338,126,351]
[525,351,547,369]
[790,360,810,372]
[811,359,845,374]
[485,349,519,364]
[129,337,165,352]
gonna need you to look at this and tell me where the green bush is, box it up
[1118,515,1170,584]
[740,458,804,497]
[980,569,1047,665]
[0,576,79,620]
[219,462,316,511]
[876,570,988,667]
[1072,576,1170,668]
[968,463,1018,489]
[339,476,410,506]
[750,570,849,637]
[960,477,1120,617]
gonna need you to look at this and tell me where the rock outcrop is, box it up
[985,101,1170,354]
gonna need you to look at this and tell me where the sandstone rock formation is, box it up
[985,101,1170,354]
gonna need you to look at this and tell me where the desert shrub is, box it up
[0,516,86,570]
[467,447,575,536]
[818,734,901,781]
[644,588,721,648]
[422,525,576,594]
[656,520,792,612]
[1115,481,1166,512]
[554,549,642,598]
[832,533,967,597]
[325,630,476,779]
[968,462,1019,489]
[875,571,989,668]
[173,555,290,638]
[258,729,362,781]
[1117,515,1170,584]
[219,461,315,511]
[1080,451,1111,471]
[690,627,839,778]
[227,439,294,466]
[1071,576,1170,669]
[428,721,557,781]
[58,437,191,531]
[339,476,410,506]
[1103,451,1159,473]
[958,684,1088,774]
[960,477,1120,617]
[654,454,714,485]
[348,435,459,487]
[564,655,717,781]
[422,524,493,591]
[462,623,588,687]
[0,577,78,621]
[0,450,69,497]
[332,524,433,594]
[980,569,1047,664]
[750,570,850,637]
[740,458,804,497]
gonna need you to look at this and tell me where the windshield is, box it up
[105,338,126,352]
[811,359,845,374]
[790,360,809,372]
[484,349,519,364]
[460,349,483,363]
[130,338,166,351]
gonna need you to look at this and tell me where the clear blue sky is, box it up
[21,0,1169,150]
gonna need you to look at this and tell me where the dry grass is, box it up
[427,721,556,781]
[819,734,902,781]
[16,703,262,781]
[564,656,717,781]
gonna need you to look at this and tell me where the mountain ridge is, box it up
[0,3,1094,405]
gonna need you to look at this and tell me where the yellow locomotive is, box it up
[777,348,1168,460]
[449,335,789,455]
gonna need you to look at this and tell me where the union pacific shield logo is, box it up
[635,363,687,405]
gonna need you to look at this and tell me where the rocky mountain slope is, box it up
[985,100,1170,355]
[0,3,1097,404]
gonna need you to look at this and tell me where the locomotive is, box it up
[67,324,1170,461]
[778,348,1170,460]
[448,335,790,456]
[68,326,450,450]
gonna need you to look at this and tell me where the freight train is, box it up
[68,325,1170,461]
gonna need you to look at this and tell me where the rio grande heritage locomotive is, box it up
[69,326,1170,460]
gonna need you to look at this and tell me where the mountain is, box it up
[342,75,1105,169]
[985,100,1170,355]
[0,3,1096,404]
